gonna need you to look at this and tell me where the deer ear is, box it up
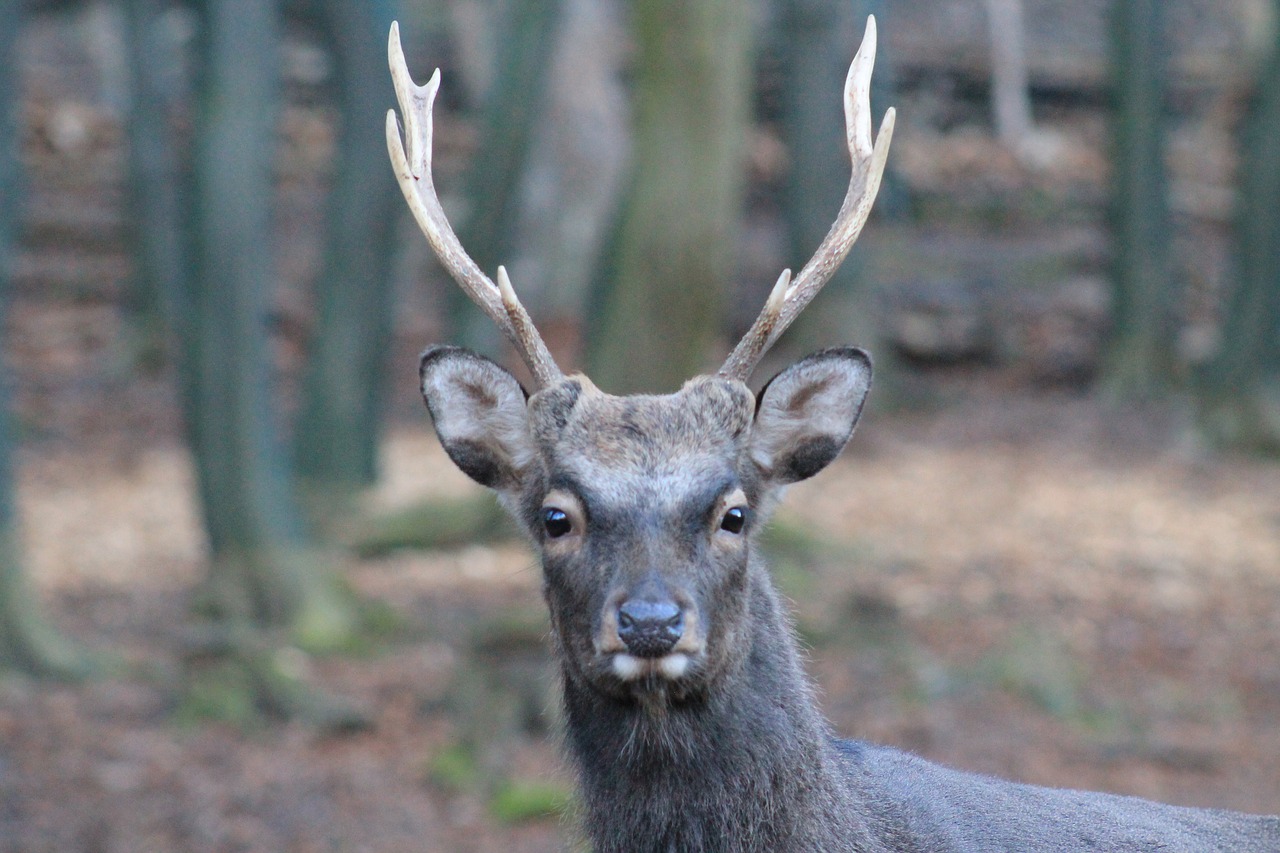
[420,346,535,492]
[750,348,872,486]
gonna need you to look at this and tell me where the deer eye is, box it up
[543,507,572,538]
[719,506,747,534]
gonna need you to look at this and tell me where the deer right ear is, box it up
[420,346,535,492]
[750,347,872,486]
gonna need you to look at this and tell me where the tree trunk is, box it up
[183,0,356,651]
[985,0,1034,153]
[587,0,753,393]
[0,3,91,678]
[291,0,400,498]
[120,0,186,371]
[1102,0,1178,399]
[1195,5,1280,454]
[0,440,92,678]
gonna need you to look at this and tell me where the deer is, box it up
[385,17,1280,853]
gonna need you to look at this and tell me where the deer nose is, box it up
[616,598,684,658]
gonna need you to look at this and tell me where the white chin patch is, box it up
[612,653,690,682]
[659,653,690,679]
[612,653,644,680]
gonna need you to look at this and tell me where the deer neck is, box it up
[558,562,872,852]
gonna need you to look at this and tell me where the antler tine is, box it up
[385,22,563,389]
[720,16,896,383]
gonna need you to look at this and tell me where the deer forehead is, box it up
[527,374,756,502]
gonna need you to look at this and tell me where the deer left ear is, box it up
[420,346,535,493]
[750,347,872,486]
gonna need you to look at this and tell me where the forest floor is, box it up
[2,361,1279,853]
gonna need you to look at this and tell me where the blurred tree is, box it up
[291,0,401,501]
[448,0,565,355]
[122,0,401,507]
[0,3,92,678]
[588,0,752,393]
[1195,5,1280,454]
[120,0,187,372]
[984,0,1034,156]
[178,0,363,721]
[1103,0,1178,399]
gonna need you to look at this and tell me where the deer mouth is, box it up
[610,650,695,682]
[600,625,707,690]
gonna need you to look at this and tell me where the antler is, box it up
[385,22,563,390]
[720,16,896,382]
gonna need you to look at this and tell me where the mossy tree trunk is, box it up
[182,0,357,656]
[0,3,92,678]
[587,0,753,393]
[1195,5,1280,454]
[1103,0,1178,399]
[0,411,91,679]
[290,0,400,500]
[124,0,400,511]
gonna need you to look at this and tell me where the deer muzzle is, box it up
[597,583,704,683]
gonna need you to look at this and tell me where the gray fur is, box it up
[419,345,1280,853]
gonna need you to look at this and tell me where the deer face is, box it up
[420,346,872,706]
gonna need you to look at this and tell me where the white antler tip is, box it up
[845,16,880,155]
[388,21,403,65]
[384,108,401,150]
[881,106,897,139]
[497,265,517,304]
[768,269,792,310]
[855,15,878,68]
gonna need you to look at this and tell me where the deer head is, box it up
[387,18,893,708]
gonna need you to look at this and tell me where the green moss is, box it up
[426,742,482,793]
[352,494,517,556]
[174,660,259,728]
[488,779,573,824]
[969,626,1085,720]
[760,515,862,601]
